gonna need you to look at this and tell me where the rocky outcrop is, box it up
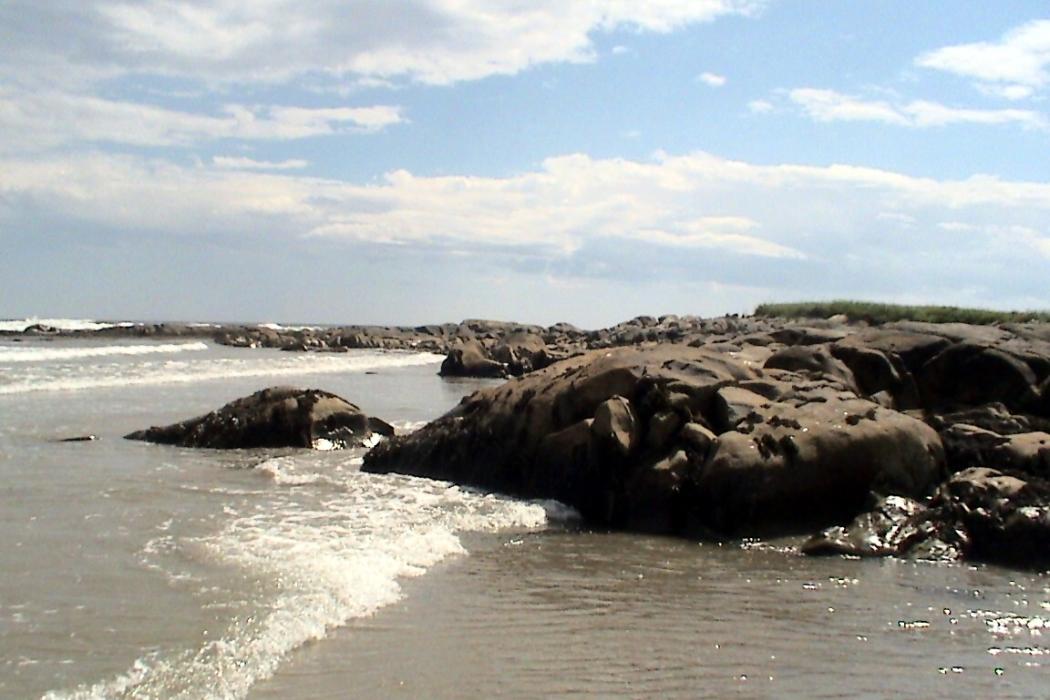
[804,467,1050,567]
[364,345,944,536]
[125,386,393,449]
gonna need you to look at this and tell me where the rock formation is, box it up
[125,386,393,449]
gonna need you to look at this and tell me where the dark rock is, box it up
[591,396,640,457]
[365,345,943,536]
[763,345,858,391]
[918,343,1040,412]
[806,467,1050,566]
[491,332,551,376]
[439,341,507,378]
[802,495,933,557]
[931,402,1032,435]
[768,326,849,346]
[695,392,944,533]
[833,330,950,375]
[931,467,1050,565]
[125,386,393,449]
[830,342,919,408]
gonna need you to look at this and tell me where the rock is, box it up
[439,341,507,378]
[995,432,1050,476]
[768,326,849,346]
[125,386,393,449]
[830,343,919,408]
[679,422,717,456]
[591,396,640,456]
[833,330,950,375]
[710,386,768,433]
[930,467,1050,565]
[918,343,1040,412]
[940,423,1011,471]
[931,402,1032,435]
[365,344,944,537]
[695,394,944,533]
[491,332,551,376]
[801,495,931,557]
[763,345,858,391]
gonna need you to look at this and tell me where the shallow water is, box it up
[1,335,1048,699]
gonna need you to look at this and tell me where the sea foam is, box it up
[0,318,136,333]
[0,341,209,363]
[0,349,443,395]
[45,466,552,700]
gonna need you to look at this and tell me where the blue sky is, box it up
[1,1,1048,326]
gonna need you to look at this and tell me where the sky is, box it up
[1,1,1049,327]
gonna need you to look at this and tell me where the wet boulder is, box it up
[125,386,393,449]
[793,495,961,562]
[931,467,1050,565]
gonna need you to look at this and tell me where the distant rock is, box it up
[439,341,508,378]
[125,386,393,449]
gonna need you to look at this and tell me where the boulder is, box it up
[439,341,507,378]
[917,343,1040,412]
[763,345,858,391]
[125,386,393,449]
[695,391,944,533]
[804,467,1050,566]
[491,332,551,376]
[801,495,940,558]
[365,345,944,536]
[930,467,1050,565]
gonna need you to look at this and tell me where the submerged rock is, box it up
[125,386,393,449]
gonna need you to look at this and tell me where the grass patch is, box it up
[753,301,1050,325]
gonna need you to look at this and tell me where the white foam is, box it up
[0,318,135,333]
[46,469,552,700]
[257,322,322,332]
[0,341,209,363]
[0,349,443,395]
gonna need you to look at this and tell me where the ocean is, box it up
[1,330,1048,699]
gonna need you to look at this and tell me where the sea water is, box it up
[1,332,1048,699]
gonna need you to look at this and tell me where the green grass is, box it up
[753,301,1050,325]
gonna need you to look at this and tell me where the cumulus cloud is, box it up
[3,149,1049,272]
[698,72,727,87]
[916,19,1050,98]
[787,88,1045,129]
[1,0,762,87]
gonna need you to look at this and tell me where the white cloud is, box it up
[0,88,403,151]
[3,149,1050,267]
[788,88,907,125]
[748,99,773,114]
[212,156,309,170]
[788,88,1046,129]
[698,72,727,87]
[1,1,762,88]
[916,19,1050,96]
